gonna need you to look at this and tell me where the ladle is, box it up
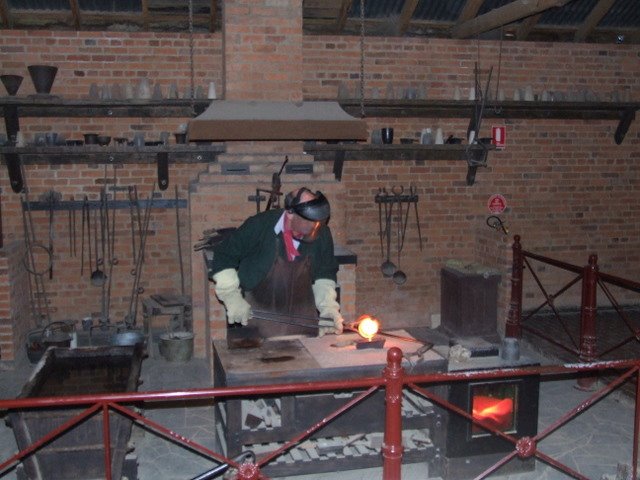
[393,190,407,285]
[90,206,106,287]
[380,190,396,277]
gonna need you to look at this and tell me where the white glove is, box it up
[313,279,344,337]
[212,269,252,326]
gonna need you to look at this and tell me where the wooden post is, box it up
[382,347,404,480]
[505,235,523,338]
[577,254,598,390]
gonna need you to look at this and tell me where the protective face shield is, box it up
[285,188,330,242]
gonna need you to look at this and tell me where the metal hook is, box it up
[486,215,508,235]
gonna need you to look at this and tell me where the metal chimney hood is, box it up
[188,100,368,141]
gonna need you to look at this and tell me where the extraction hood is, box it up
[188,100,368,141]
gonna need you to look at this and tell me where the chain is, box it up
[359,0,365,118]
[188,0,195,116]
[495,25,503,102]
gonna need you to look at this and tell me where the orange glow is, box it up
[356,315,380,341]
[472,396,514,431]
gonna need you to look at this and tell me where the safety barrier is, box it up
[505,234,640,366]
[1,348,639,479]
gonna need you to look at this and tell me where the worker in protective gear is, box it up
[210,187,344,338]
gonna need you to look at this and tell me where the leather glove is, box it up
[312,279,344,337]
[212,269,252,326]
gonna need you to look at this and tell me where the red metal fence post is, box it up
[505,235,523,338]
[383,347,404,480]
[577,254,598,390]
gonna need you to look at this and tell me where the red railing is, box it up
[1,348,639,480]
[506,234,640,365]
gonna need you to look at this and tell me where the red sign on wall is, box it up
[487,194,507,214]
[492,126,506,149]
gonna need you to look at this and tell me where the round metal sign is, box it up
[487,194,507,214]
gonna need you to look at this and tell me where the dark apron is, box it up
[245,238,317,338]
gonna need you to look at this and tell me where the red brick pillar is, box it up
[223,0,303,102]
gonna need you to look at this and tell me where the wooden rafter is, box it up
[140,0,149,30]
[397,0,419,35]
[451,0,573,39]
[574,0,616,42]
[68,0,80,29]
[210,0,217,32]
[335,0,351,33]
[458,0,485,23]
[516,13,542,40]
[0,0,10,28]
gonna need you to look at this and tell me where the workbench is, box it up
[213,331,447,476]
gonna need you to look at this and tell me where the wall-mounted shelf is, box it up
[0,144,224,164]
[0,97,210,118]
[330,99,640,121]
[305,143,493,183]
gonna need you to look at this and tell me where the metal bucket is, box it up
[111,330,146,347]
[26,321,74,364]
[159,332,194,362]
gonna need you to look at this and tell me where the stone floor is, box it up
[0,316,639,480]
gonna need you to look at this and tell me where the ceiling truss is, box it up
[0,0,636,45]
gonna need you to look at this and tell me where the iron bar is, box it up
[505,235,523,337]
[0,403,101,475]
[383,348,403,480]
[102,404,112,480]
[522,249,583,275]
[520,324,580,356]
[578,255,598,390]
[523,256,580,349]
[108,402,232,468]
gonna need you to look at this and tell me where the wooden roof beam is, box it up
[574,0,616,42]
[334,0,351,33]
[141,0,149,30]
[451,0,573,39]
[397,0,419,35]
[458,0,485,22]
[209,0,216,32]
[68,0,80,29]
[0,0,10,28]
[516,12,541,40]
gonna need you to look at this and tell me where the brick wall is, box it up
[0,241,31,363]
[1,29,639,361]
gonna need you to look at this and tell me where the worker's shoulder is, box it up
[243,208,283,227]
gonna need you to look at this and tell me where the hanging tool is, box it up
[21,188,52,326]
[133,185,144,265]
[90,204,106,287]
[81,196,88,276]
[466,63,493,186]
[376,187,384,258]
[265,156,288,211]
[175,185,185,295]
[128,186,137,264]
[41,190,61,279]
[126,184,156,327]
[486,215,509,235]
[410,185,423,251]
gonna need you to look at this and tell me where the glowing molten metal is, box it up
[356,315,380,341]
[472,396,514,431]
